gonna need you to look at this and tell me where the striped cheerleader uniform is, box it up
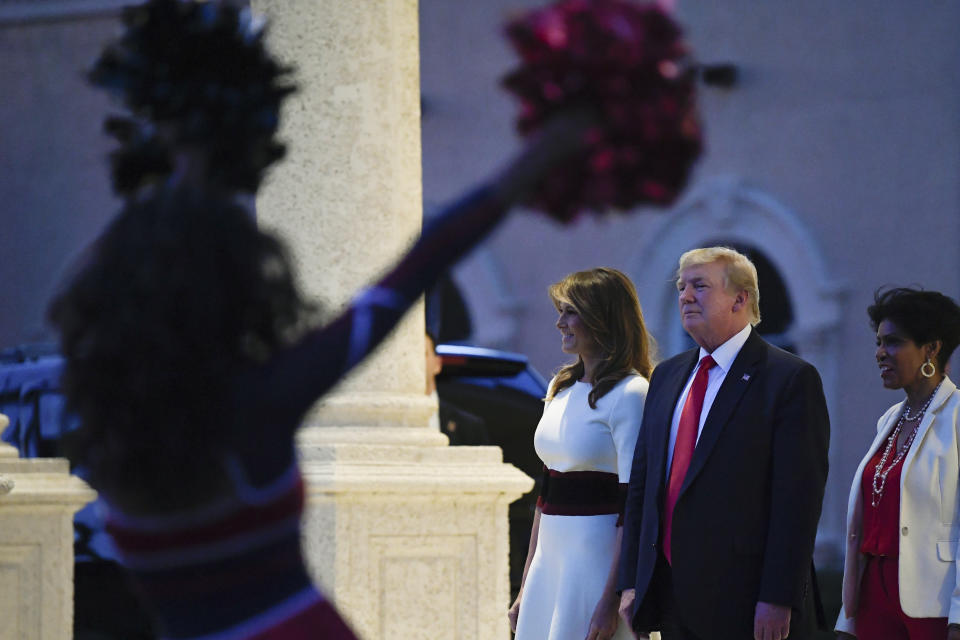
[98,186,509,639]
[106,468,353,640]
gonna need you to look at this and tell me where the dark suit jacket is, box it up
[617,329,829,639]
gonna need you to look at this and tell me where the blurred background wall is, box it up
[419,0,960,564]
[2,0,959,566]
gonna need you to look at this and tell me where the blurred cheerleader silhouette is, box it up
[47,1,699,638]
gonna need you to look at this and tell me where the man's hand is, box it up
[754,601,791,640]
[585,592,620,640]
[618,589,636,626]
[617,589,649,638]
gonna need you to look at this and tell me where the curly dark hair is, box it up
[48,189,314,507]
[91,0,295,196]
[868,287,960,371]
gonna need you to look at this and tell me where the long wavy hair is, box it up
[546,267,655,408]
[47,189,314,507]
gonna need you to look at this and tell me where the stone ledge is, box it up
[300,444,534,497]
[308,393,439,430]
[298,438,524,464]
[298,425,449,449]
[0,456,97,506]
[0,473,96,506]
[0,457,69,474]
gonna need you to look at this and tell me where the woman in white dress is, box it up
[509,267,654,640]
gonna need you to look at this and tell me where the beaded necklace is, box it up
[871,378,944,508]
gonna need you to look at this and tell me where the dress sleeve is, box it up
[238,185,509,428]
[609,375,649,482]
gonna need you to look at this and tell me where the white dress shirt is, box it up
[665,323,752,480]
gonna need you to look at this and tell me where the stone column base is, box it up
[297,428,533,640]
[0,415,96,640]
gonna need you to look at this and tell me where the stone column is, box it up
[249,2,533,639]
[0,413,96,640]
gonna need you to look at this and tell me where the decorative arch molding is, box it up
[633,175,847,358]
[630,175,849,557]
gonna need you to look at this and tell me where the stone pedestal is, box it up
[0,413,96,640]
[297,438,532,639]
[250,1,534,638]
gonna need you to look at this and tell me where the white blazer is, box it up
[836,376,960,634]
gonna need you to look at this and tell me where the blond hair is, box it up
[677,247,761,326]
[547,267,655,407]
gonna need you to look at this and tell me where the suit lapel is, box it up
[653,351,699,496]
[902,376,957,477]
[680,329,764,495]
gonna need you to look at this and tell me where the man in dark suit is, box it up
[617,247,829,640]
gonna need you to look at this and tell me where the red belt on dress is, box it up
[536,467,627,526]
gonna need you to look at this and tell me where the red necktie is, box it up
[663,354,716,564]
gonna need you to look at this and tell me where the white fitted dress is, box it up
[515,375,648,640]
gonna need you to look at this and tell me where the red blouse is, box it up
[860,442,904,556]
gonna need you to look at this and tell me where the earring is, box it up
[921,358,936,378]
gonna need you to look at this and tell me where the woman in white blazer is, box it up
[837,288,960,640]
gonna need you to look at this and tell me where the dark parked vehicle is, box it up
[435,344,546,598]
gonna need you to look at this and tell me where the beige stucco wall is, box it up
[0,10,118,348]
[1,0,959,576]
[419,0,960,561]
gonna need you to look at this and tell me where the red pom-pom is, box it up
[502,0,703,222]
